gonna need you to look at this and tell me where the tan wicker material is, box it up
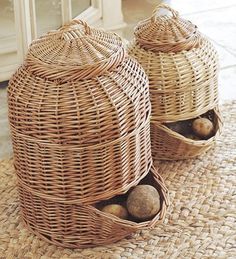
[17,165,169,248]
[8,20,152,205]
[128,4,220,160]
[151,108,223,160]
[134,4,202,53]
[1,101,235,258]
[25,20,127,82]
[128,36,219,123]
[6,20,162,248]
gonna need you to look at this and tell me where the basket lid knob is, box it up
[151,4,179,21]
[59,19,92,37]
[25,19,126,81]
[134,4,202,52]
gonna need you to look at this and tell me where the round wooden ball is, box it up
[192,118,214,138]
[126,185,160,220]
[101,204,128,219]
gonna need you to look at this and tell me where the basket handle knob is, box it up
[60,19,91,35]
[151,4,179,22]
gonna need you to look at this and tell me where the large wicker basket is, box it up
[7,20,165,247]
[128,4,222,160]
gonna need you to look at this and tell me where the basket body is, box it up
[128,4,221,160]
[7,20,164,247]
[129,39,219,122]
[8,58,151,204]
[18,166,169,248]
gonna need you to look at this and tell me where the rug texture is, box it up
[0,102,235,259]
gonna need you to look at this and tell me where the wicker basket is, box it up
[18,165,169,248]
[128,4,221,160]
[6,20,167,247]
[8,20,152,204]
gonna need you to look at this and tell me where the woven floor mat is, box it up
[0,101,235,259]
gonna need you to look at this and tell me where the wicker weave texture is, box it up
[134,4,201,53]
[8,58,150,146]
[11,121,151,204]
[6,20,163,248]
[18,166,169,248]
[26,20,126,81]
[128,38,219,122]
[128,4,220,160]
[151,108,222,160]
[8,21,153,205]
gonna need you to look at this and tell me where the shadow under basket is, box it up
[18,165,169,249]
[151,108,223,161]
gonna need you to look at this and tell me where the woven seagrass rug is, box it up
[0,101,235,259]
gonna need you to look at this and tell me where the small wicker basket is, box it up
[7,20,168,247]
[128,4,222,160]
[19,165,169,248]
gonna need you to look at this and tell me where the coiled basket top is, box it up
[26,20,126,81]
[134,4,201,53]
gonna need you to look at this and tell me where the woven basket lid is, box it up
[25,20,126,81]
[134,4,202,52]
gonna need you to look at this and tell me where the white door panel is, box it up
[72,0,91,18]
[0,0,124,81]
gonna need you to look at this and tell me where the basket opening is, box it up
[164,109,219,141]
[95,170,164,223]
